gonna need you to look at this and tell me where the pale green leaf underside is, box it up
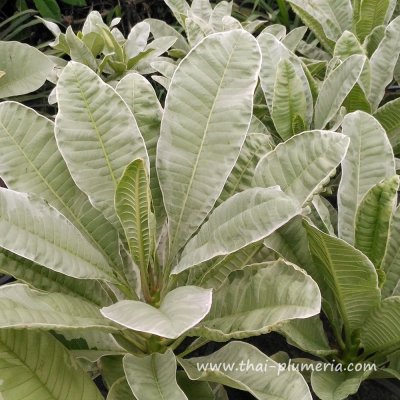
[311,369,371,400]
[107,377,136,400]
[0,41,53,98]
[338,111,395,244]
[254,130,349,206]
[314,55,366,129]
[0,249,112,307]
[174,187,301,274]
[55,62,148,229]
[382,206,400,297]
[115,159,152,271]
[101,286,212,339]
[0,329,104,400]
[271,58,309,140]
[192,260,321,341]
[355,176,399,267]
[0,284,116,331]
[305,222,380,334]
[0,101,123,273]
[123,350,187,400]
[0,188,118,283]
[157,30,261,259]
[179,341,312,400]
[361,297,400,354]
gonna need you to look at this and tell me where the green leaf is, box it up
[338,111,395,244]
[305,222,380,336]
[101,286,212,339]
[216,133,273,206]
[0,101,123,276]
[253,130,349,206]
[374,97,400,155]
[311,369,372,400]
[0,283,117,331]
[116,73,164,231]
[258,32,313,120]
[191,260,321,340]
[355,0,390,43]
[0,249,112,307]
[314,54,366,129]
[123,350,187,400]
[55,62,148,230]
[65,27,97,70]
[361,297,400,354]
[107,377,136,400]
[278,316,335,357]
[177,372,214,400]
[173,187,301,274]
[355,176,399,267]
[164,0,190,27]
[382,206,400,297]
[179,341,313,400]
[116,160,153,273]
[0,188,118,283]
[0,41,53,98]
[33,0,61,20]
[368,16,400,111]
[157,30,261,259]
[334,30,364,58]
[0,329,104,399]
[282,26,308,51]
[272,58,310,140]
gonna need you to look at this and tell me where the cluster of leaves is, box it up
[1,0,400,399]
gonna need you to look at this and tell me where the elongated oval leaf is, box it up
[0,284,116,331]
[123,350,187,400]
[314,55,366,129]
[192,260,320,340]
[101,286,212,339]
[179,341,313,400]
[272,58,309,140]
[157,30,261,260]
[173,187,301,274]
[116,73,165,231]
[338,111,395,244]
[0,41,53,98]
[116,159,153,272]
[361,296,400,354]
[305,222,380,335]
[254,130,349,206]
[0,249,112,307]
[0,101,123,273]
[368,16,400,111]
[382,206,400,297]
[0,188,118,283]
[355,176,399,267]
[55,62,148,229]
[0,329,104,400]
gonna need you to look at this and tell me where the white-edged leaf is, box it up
[0,41,53,98]
[0,329,104,400]
[123,350,187,400]
[191,260,321,340]
[210,1,232,32]
[0,188,118,283]
[0,283,117,331]
[0,101,123,274]
[101,286,212,339]
[179,341,313,400]
[253,130,349,206]
[55,62,148,229]
[369,16,400,111]
[314,55,366,129]
[157,30,261,259]
[338,111,395,244]
[173,187,301,274]
[125,21,150,59]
